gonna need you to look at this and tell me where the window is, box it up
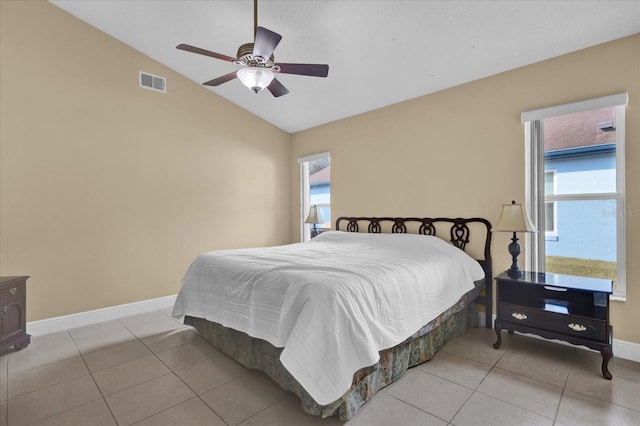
[298,152,330,242]
[544,170,557,237]
[523,93,627,299]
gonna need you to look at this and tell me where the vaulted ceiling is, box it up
[50,1,640,133]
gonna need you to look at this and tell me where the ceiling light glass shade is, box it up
[236,67,274,93]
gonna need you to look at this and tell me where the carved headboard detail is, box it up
[335,216,493,328]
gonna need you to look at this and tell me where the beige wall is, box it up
[291,34,640,344]
[0,1,291,321]
[2,1,638,346]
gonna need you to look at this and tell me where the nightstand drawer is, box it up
[0,282,25,305]
[498,303,607,341]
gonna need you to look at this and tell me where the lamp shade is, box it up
[236,67,274,93]
[304,205,324,225]
[492,201,537,233]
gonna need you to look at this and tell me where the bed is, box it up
[172,216,492,420]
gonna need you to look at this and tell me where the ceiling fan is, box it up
[176,0,329,97]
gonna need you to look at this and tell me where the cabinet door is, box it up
[0,283,27,344]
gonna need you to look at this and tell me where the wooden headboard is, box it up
[335,216,493,328]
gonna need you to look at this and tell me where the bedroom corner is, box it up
[0,0,292,323]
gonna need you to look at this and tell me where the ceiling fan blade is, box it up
[276,63,329,78]
[267,78,289,97]
[203,72,238,86]
[176,44,236,62]
[253,26,282,61]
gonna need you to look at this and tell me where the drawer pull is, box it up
[568,323,587,332]
[9,287,17,296]
[544,286,567,292]
[512,312,528,320]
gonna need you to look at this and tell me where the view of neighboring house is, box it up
[543,107,617,264]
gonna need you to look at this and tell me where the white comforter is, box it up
[172,231,484,405]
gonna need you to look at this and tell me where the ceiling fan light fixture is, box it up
[237,67,274,93]
[177,0,328,97]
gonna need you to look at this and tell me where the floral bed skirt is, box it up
[184,279,482,420]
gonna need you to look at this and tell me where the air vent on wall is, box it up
[139,71,166,93]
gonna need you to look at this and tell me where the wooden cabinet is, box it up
[493,271,613,379]
[1,276,31,354]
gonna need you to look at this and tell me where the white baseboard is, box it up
[481,314,640,363]
[27,299,640,363]
[27,294,177,336]
[478,311,486,328]
[612,338,640,363]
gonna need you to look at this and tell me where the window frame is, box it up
[522,93,627,299]
[298,152,330,242]
[544,169,558,238]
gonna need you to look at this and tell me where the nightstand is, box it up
[0,276,31,354]
[493,271,613,379]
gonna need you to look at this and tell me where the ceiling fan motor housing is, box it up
[236,43,276,69]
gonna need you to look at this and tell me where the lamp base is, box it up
[507,267,524,278]
[507,232,523,279]
[310,224,319,238]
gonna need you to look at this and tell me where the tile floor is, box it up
[1,309,639,426]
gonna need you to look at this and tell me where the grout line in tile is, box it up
[8,372,96,399]
[585,389,640,414]
[549,347,578,424]
[487,365,566,391]
[473,385,557,422]
[553,383,570,425]
[71,328,121,426]
[562,351,640,415]
[385,391,453,424]
[32,398,113,426]
[233,397,286,426]
[575,385,640,415]
[6,375,105,426]
[440,360,500,426]
[448,388,479,425]
[413,367,480,393]
[128,395,220,426]
[475,353,499,389]
[135,330,236,425]
[5,311,637,425]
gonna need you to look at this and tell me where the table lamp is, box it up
[492,200,537,278]
[305,205,324,238]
